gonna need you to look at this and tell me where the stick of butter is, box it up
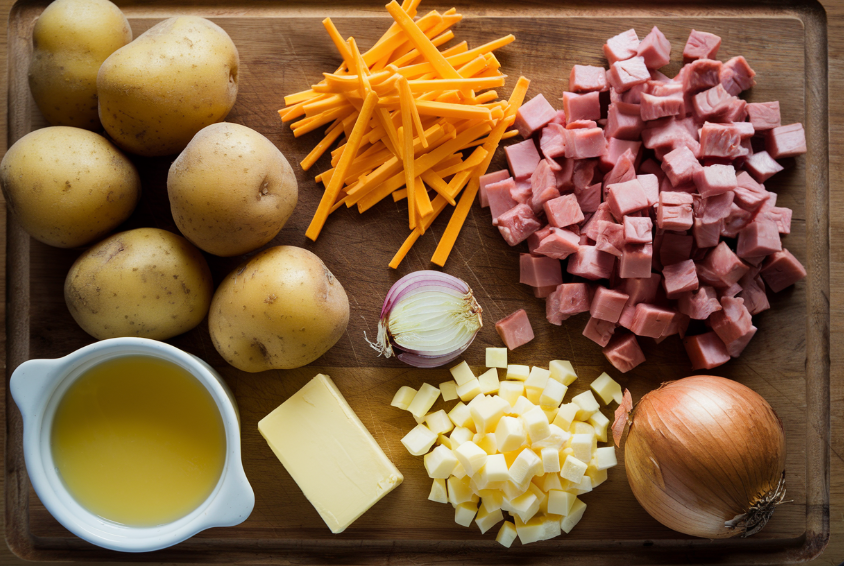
[258,374,403,533]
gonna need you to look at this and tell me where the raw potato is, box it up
[0,126,140,248]
[65,228,213,340]
[97,16,239,156]
[28,0,132,130]
[168,122,298,257]
[209,246,349,372]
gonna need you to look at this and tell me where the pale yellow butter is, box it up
[258,374,403,534]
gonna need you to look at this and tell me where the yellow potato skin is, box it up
[0,126,140,248]
[168,122,298,257]
[28,0,132,130]
[209,246,350,372]
[64,228,213,340]
[97,16,239,156]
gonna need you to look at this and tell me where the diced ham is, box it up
[601,138,642,171]
[641,117,699,151]
[520,253,563,288]
[567,120,598,129]
[497,204,542,246]
[736,214,781,259]
[683,59,723,93]
[637,173,659,206]
[766,206,793,235]
[515,94,557,138]
[608,56,651,92]
[760,248,807,292]
[698,122,750,159]
[602,333,646,373]
[539,124,567,159]
[510,179,532,205]
[640,92,684,121]
[746,101,781,131]
[602,149,637,192]
[693,163,737,197]
[486,177,517,225]
[719,56,756,96]
[630,303,675,338]
[604,29,640,64]
[570,65,608,93]
[534,227,581,260]
[683,332,730,370]
[575,182,602,214]
[692,84,735,121]
[529,160,561,214]
[505,139,542,180]
[702,241,749,285]
[583,316,617,347]
[709,296,756,357]
[591,286,630,323]
[659,233,694,267]
[662,259,699,298]
[544,193,584,228]
[527,225,554,253]
[595,220,625,257]
[534,285,558,298]
[547,282,591,325]
[766,123,807,159]
[606,103,645,140]
[606,178,649,219]
[657,191,694,231]
[733,171,768,212]
[495,309,535,350]
[636,26,671,69]
[617,272,661,305]
[695,191,735,222]
[677,285,722,319]
[550,109,567,126]
[479,170,510,208]
[721,203,753,238]
[582,202,615,241]
[568,246,616,280]
[624,216,653,244]
[563,91,601,124]
[661,146,703,186]
[683,30,721,62]
[619,243,653,279]
[554,157,575,190]
[693,218,722,248]
[638,158,665,182]
[737,267,770,315]
[564,127,607,159]
[744,151,784,182]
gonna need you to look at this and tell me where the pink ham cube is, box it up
[608,56,651,92]
[617,272,661,305]
[630,303,675,338]
[683,30,721,61]
[766,123,807,159]
[495,309,534,350]
[603,333,646,373]
[606,178,649,220]
[738,268,770,315]
[692,84,735,121]
[590,286,630,323]
[595,220,625,257]
[485,177,517,225]
[693,218,722,248]
[515,93,557,138]
[683,332,730,370]
[606,103,646,140]
[683,59,723,93]
[519,253,563,288]
[702,241,749,285]
[575,182,602,214]
[547,282,591,325]
[736,215,782,258]
[583,317,617,347]
[544,193,584,228]
[709,297,756,357]
[554,157,575,190]
[641,116,698,150]
[694,163,737,197]
[637,173,659,206]
[583,202,615,241]
[733,171,769,212]
[766,206,793,235]
[657,191,694,231]
[505,139,541,180]
[529,160,561,214]
[602,149,638,193]
[479,170,510,208]
[534,227,580,260]
[570,65,609,93]
[637,26,671,69]
[510,179,532,205]
[567,246,616,280]
[661,146,703,186]
[564,127,607,159]
[696,191,735,222]
[567,120,598,129]
[539,124,567,159]
[760,248,807,292]
[527,225,554,253]
[563,91,601,124]
[574,159,599,188]
[623,216,653,244]
[720,56,756,96]
[699,122,750,159]
[640,92,685,121]
[603,29,640,64]
[662,259,699,298]
[497,204,542,246]
[746,102,781,131]
[677,285,722,320]
[744,151,784,182]
[619,243,653,279]
[601,138,642,171]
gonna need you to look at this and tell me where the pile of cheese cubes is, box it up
[391,349,623,547]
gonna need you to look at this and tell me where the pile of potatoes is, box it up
[1,0,349,372]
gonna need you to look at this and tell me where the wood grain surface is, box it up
[0,0,841,564]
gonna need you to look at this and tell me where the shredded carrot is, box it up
[300,120,345,171]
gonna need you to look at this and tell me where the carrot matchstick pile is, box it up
[279,0,530,268]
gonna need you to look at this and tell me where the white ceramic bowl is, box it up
[10,337,255,552]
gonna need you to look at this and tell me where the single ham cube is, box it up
[709,296,755,356]
[630,303,675,338]
[530,160,561,214]
[608,56,651,92]
[736,215,782,258]
[583,202,615,241]
[678,286,722,319]
[744,151,784,182]
[683,59,723,93]
[505,139,541,180]
[694,163,737,198]
[721,203,753,238]
[601,138,642,171]
[539,124,567,159]
[640,92,684,121]
[575,182,602,214]
[637,26,671,69]
[696,190,735,222]
[606,178,649,221]
[638,176,659,208]
[692,84,734,121]
[479,170,511,208]
[746,101,781,131]
[606,103,645,140]
[602,149,638,194]
[595,220,625,257]
[766,206,793,235]
[544,193,584,228]
[497,204,541,246]
[527,225,554,253]
[662,259,699,298]
[683,332,730,370]
[734,171,770,211]
[760,248,807,292]
[658,312,691,341]
[661,146,703,186]
[738,268,771,315]
[486,178,517,225]
[658,191,694,230]
[703,241,750,285]
[693,218,723,248]
[547,282,592,325]
[591,286,630,323]
[660,233,694,267]
[564,127,607,159]
[603,333,646,373]
[641,116,698,150]
[519,253,563,288]
[550,109,567,126]
[583,316,617,347]
[574,159,598,188]
[563,91,601,124]
[683,29,721,61]
[623,216,653,244]
[515,93,557,138]
[720,56,756,96]
[604,29,640,64]
[570,65,608,93]
[620,243,653,279]
[699,122,750,159]
[766,123,807,159]
[567,246,616,280]
[510,179,532,204]
[495,309,535,350]
[555,157,575,190]
[534,227,580,260]
[617,272,661,305]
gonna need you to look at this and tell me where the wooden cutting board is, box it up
[4,0,830,563]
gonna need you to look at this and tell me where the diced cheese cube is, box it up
[541,447,561,473]
[451,461,467,479]
[540,379,567,408]
[572,421,595,436]
[478,368,500,394]
[391,386,417,410]
[502,476,531,499]
[456,378,482,402]
[590,372,623,405]
[425,409,454,435]
[594,446,618,470]
[571,390,601,420]
[547,489,577,516]
[495,416,527,453]
[455,441,488,477]
[478,453,510,483]
[527,482,547,507]
[549,360,578,385]
[476,505,504,534]
[510,491,540,523]
[506,364,530,381]
[467,392,486,411]
[412,413,426,424]
[496,520,518,548]
[540,472,564,493]
[542,407,559,423]
[561,498,587,533]
[450,360,476,386]
[531,424,570,451]
[525,367,551,403]
[481,489,504,512]
[429,478,448,503]
[515,514,560,544]
[588,410,609,442]
[439,380,459,402]
[553,403,579,431]
[570,433,594,463]
[522,406,551,441]
[569,474,593,495]
[509,448,542,484]
[448,402,475,431]
[448,475,478,506]
[498,381,525,407]
[560,455,588,483]
[486,347,508,368]
[424,444,458,478]
[470,395,510,433]
[455,501,479,527]
[449,426,473,447]
[437,433,453,449]
[586,464,608,488]
[407,383,441,419]
[476,433,498,455]
[510,396,535,416]
[401,424,437,456]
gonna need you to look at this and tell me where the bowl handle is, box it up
[200,462,255,530]
[10,359,63,422]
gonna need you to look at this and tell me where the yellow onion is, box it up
[615,375,787,539]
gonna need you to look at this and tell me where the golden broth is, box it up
[51,355,227,527]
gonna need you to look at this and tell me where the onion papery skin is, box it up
[624,375,786,539]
